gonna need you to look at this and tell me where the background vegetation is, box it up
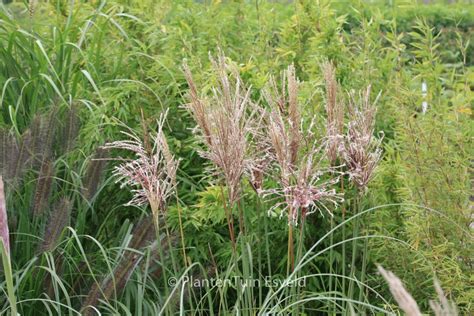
[0,0,472,315]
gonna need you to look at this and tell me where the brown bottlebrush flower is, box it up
[0,129,19,182]
[341,86,383,192]
[14,129,33,179]
[0,128,33,183]
[0,176,10,255]
[104,111,178,223]
[261,66,343,225]
[38,197,72,253]
[83,147,109,202]
[322,61,344,166]
[183,52,255,205]
[30,111,56,169]
[31,159,54,216]
[62,104,81,154]
[377,265,422,316]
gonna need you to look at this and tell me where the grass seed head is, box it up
[104,111,178,220]
[184,51,255,205]
[341,86,383,192]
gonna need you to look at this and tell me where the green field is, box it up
[0,0,472,315]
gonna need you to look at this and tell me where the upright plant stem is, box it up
[341,179,347,313]
[237,196,245,236]
[359,236,369,302]
[175,193,188,268]
[296,208,306,265]
[359,213,369,304]
[0,241,16,316]
[329,215,334,311]
[348,194,361,309]
[287,207,295,275]
[258,198,271,277]
[219,185,236,252]
[152,209,170,311]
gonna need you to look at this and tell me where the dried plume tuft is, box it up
[183,51,255,205]
[103,110,178,222]
[322,61,344,166]
[341,86,383,192]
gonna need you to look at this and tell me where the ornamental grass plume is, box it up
[104,111,178,230]
[430,279,458,316]
[261,65,343,226]
[341,86,383,192]
[261,65,343,273]
[377,265,422,316]
[322,61,344,166]
[183,51,256,245]
[378,265,458,316]
[183,52,254,207]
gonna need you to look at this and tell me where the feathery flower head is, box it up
[341,86,383,192]
[322,61,344,166]
[104,111,178,218]
[261,65,343,225]
[184,51,255,205]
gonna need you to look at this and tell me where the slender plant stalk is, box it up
[341,179,347,307]
[219,185,236,252]
[0,177,16,316]
[359,217,369,304]
[0,240,16,316]
[175,192,188,268]
[258,197,271,277]
[287,208,294,275]
[348,194,361,309]
[152,211,171,314]
[237,197,245,236]
[296,208,306,265]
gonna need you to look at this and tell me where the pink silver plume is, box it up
[261,65,343,225]
[104,110,178,217]
[322,61,344,166]
[341,86,383,192]
[183,51,256,205]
